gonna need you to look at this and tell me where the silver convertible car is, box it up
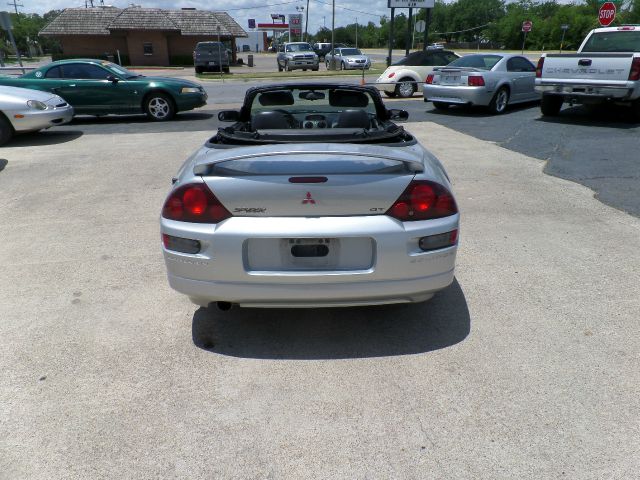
[423,53,540,114]
[160,84,459,309]
[0,85,73,145]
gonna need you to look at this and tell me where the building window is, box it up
[143,43,153,56]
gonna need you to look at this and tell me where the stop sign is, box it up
[599,2,616,27]
[522,20,532,33]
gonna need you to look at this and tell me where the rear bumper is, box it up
[169,269,454,308]
[535,81,640,102]
[423,85,493,106]
[161,214,459,308]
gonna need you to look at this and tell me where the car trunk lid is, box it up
[540,53,634,83]
[195,144,423,217]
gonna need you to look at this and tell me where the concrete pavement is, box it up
[0,121,638,478]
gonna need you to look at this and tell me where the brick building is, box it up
[39,6,247,66]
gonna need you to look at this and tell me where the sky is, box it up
[21,0,393,33]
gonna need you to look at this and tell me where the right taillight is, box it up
[425,73,434,84]
[468,75,485,87]
[387,180,458,221]
[629,57,640,81]
[388,72,396,79]
[161,183,231,223]
[536,57,545,78]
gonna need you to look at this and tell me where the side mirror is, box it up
[218,110,240,122]
[106,74,119,83]
[387,109,409,121]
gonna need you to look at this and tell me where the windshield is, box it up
[581,31,640,52]
[446,54,502,70]
[103,62,141,79]
[341,48,362,56]
[286,43,312,52]
[250,87,377,118]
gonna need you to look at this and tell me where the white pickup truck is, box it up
[535,25,640,118]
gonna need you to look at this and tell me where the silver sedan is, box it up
[160,84,459,310]
[0,85,73,145]
[325,47,371,70]
[423,53,540,114]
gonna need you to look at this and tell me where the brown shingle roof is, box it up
[39,7,247,38]
[39,7,120,36]
[164,10,246,37]
[109,8,178,31]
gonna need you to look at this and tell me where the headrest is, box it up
[329,89,369,108]
[258,90,295,106]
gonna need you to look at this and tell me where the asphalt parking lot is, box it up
[1,80,639,478]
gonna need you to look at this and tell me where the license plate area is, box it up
[245,237,374,272]
[442,75,461,85]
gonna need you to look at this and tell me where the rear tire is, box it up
[144,92,175,122]
[432,101,450,110]
[540,94,563,116]
[312,66,319,71]
[277,62,283,72]
[395,78,416,98]
[488,87,509,114]
[285,61,293,72]
[630,99,640,122]
[0,114,14,146]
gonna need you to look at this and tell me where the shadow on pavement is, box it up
[69,111,214,126]
[192,279,470,360]
[0,158,7,171]
[427,100,539,118]
[6,130,83,147]
[535,104,640,128]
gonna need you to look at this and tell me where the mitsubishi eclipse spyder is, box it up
[160,83,459,309]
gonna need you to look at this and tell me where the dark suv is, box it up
[312,42,346,61]
[193,41,230,74]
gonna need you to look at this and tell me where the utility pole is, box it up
[330,0,335,69]
[7,0,23,16]
[355,17,358,49]
[422,8,431,50]
[304,0,309,43]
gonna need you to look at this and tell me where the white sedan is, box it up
[375,49,460,98]
[160,83,459,310]
[0,85,74,145]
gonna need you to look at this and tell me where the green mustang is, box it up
[0,59,208,121]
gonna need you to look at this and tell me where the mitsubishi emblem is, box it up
[302,192,316,204]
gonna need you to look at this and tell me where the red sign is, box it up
[522,20,532,32]
[599,2,616,27]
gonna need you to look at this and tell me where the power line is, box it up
[7,0,23,15]
[434,23,491,35]
[310,0,382,18]
[225,0,302,11]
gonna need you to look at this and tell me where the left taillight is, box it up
[536,57,545,78]
[425,73,434,84]
[161,183,232,223]
[386,180,458,222]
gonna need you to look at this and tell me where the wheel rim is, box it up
[148,97,170,119]
[398,82,414,97]
[496,90,508,112]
